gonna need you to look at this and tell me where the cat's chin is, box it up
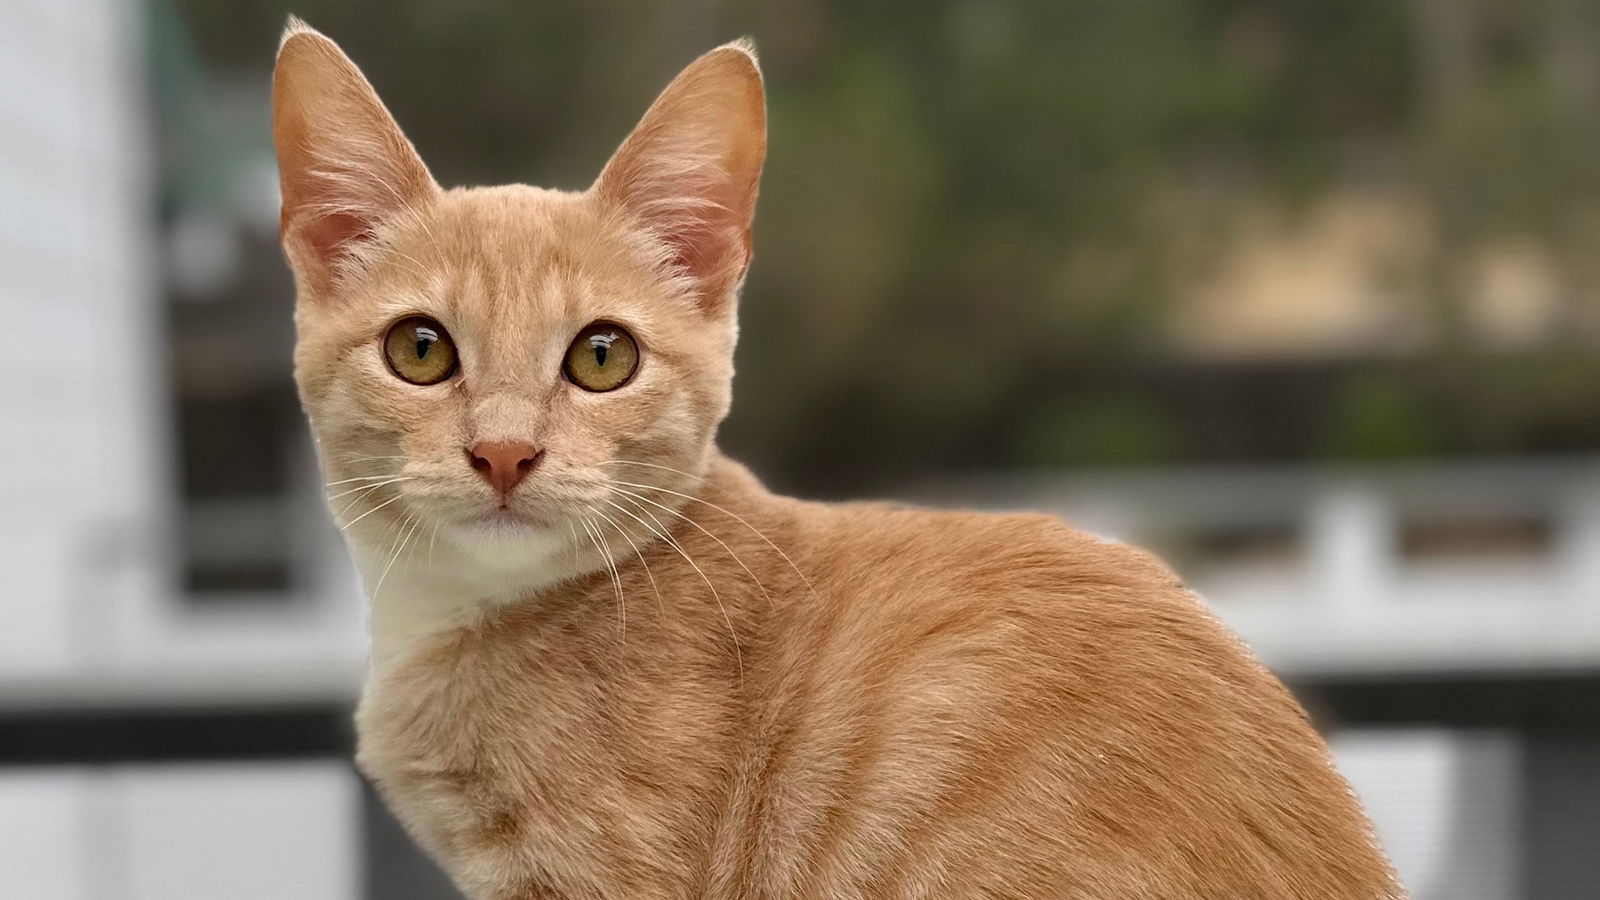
[455,507,557,538]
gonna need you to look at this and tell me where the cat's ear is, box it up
[272,18,439,294]
[593,41,767,313]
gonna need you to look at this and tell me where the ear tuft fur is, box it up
[279,15,319,51]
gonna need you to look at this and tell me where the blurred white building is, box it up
[0,2,362,898]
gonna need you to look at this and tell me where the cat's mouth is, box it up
[407,479,604,543]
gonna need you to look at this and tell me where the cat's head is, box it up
[273,19,764,597]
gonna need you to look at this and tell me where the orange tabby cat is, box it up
[274,18,1402,900]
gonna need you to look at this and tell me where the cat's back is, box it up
[745,498,1402,898]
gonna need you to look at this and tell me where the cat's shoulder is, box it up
[809,499,1185,602]
[792,498,1273,702]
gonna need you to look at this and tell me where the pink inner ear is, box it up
[303,211,376,263]
[668,219,729,277]
[636,168,754,300]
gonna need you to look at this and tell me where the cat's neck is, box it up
[356,451,771,672]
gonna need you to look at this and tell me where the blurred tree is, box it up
[171,0,1600,491]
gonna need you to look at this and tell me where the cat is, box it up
[274,17,1402,900]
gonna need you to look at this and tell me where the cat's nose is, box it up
[467,441,543,499]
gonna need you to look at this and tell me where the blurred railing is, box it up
[920,456,1600,676]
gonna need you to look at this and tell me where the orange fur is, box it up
[275,19,1402,899]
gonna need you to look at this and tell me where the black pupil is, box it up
[592,341,608,367]
[413,325,438,360]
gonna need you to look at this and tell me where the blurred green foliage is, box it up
[172,0,1600,491]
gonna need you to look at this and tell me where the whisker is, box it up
[601,459,705,481]
[603,496,681,568]
[602,496,742,683]
[340,493,406,531]
[564,520,585,570]
[590,504,663,619]
[332,480,408,520]
[591,516,628,641]
[325,472,408,488]
[609,476,816,597]
[607,485,771,605]
[371,513,421,604]
[597,519,628,644]
[578,515,627,643]
[354,512,408,596]
[326,476,415,502]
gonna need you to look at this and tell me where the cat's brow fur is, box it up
[274,18,1402,900]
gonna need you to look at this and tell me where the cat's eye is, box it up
[564,322,640,392]
[383,316,459,385]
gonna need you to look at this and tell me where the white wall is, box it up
[0,763,361,900]
[0,0,166,678]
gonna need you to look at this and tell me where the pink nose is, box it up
[467,441,542,499]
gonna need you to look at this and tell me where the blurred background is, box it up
[3,0,1599,896]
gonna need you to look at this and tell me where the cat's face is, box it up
[274,21,764,596]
